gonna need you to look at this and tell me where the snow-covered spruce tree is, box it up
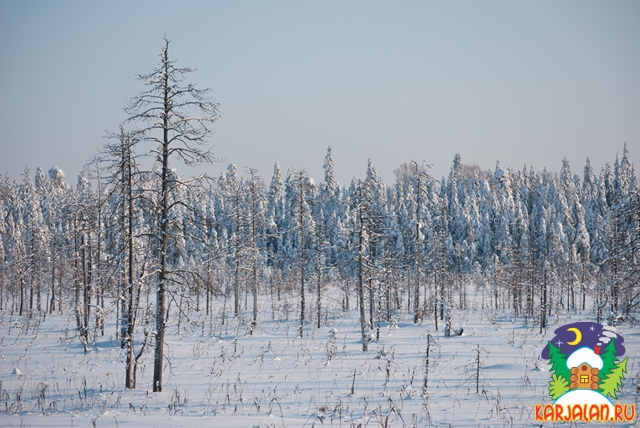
[392,161,433,323]
[558,161,575,302]
[4,175,28,316]
[607,144,639,322]
[219,164,248,319]
[558,158,580,311]
[383,207,405,320]
[411,161,431,324]
[71,171,97,354]
[353,179,372,351]
[445,156,466,311]
[34,167,55,315]
[363,159,385,330]
[491,161,515,312]
[591,147,635,324]
[246,168,266,334]
[264,162,287,306]
[124,37,220,392]
[266,163,284,269]
[392,164,413,311]
[511,169,531,317]
[199,190,220,320]
[434,183,452,327]
[47,168,74,315]
[581,158,609,322]
[316,147,344,325]
[286,170,315,338]
[22,167,49,317]
[526,169,547,322]
[2,168,72,316]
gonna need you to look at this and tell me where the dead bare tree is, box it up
[124,37,220,392]
[289,170,314,338]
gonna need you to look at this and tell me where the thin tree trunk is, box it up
[299,181,306,338]
[125,151,136,389]
[251,176,259,333]
[414,173,421,324]
[153,61,171,392]
[358,192,368,352]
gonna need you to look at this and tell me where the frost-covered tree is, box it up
[71,171,96,353]
[124,37,220,392]
[95,126,146,388]
[22,167,48,317]
[46,167,72,315]
[412,160,432,323]
[352,179,372,351]
[219,164,247,318]
[246,168,266,334]
[286,169,315,338]
[266,162,285,272]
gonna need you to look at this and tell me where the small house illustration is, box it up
[566,347,602,391]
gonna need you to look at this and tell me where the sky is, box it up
[1,1,639,186]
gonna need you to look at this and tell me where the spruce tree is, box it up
[600,357,628,399]
[546,341,571,386]
[598,338,619,383]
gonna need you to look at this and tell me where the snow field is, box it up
[1,296,638,428]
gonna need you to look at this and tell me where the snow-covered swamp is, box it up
[2,29,639,427]
[1,287,638,428]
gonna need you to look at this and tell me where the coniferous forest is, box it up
[1,40,639,397]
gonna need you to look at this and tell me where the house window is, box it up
[580,375,589,383]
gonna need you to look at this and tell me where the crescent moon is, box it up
[567,327,582,346]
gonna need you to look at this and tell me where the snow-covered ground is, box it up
[1,292,638,427]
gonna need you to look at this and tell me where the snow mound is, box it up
[566,347,603,369]
[555,389,613,411]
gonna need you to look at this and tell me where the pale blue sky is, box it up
[1,1,638,185]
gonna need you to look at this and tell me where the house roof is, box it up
[566,347,603,370]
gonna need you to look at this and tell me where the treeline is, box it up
[0,38,638,389]
[1,144,638,330]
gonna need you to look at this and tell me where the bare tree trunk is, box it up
[49,262,55,314]
[19,276,24,317]
[250,171,260,334]
[299,180,306,339]
[124,37,219,392]
[250,213,258,334]
[316,248,322,329]
[125,149,136,389]
[234,242,241,317]
[358,189,368,352]
[414,168,421,324]
[369,242,375,329]
[153,63,171,392]
[73,213,87,353]
[359,235,367,351]
[82,229,91,348]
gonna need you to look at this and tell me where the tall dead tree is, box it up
[125,37,220,392]
[97,126,145,388]
[356,184,369,351]
[289,170,313,338]
[247,168,264,334]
